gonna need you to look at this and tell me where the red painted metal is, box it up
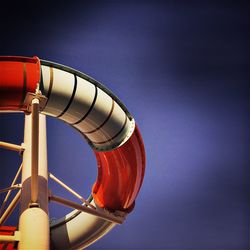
[0,226,17,250]
[0,56,40,110]
[93,126,146,211]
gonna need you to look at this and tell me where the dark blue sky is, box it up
[0,1,249,249]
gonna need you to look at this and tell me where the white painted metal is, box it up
[50,200,115,250]
[60,76,96,124]
[18,208,49,249]
[74,88,112,133]
[41,65,51,96]
[18,114,50,250]
[40,63,135,151]
[42,66,75,117]
[85,102,129,144]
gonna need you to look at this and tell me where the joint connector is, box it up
[23,92,48,113]
[29,203,40,208]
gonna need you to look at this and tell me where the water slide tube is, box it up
[0,56,146,249]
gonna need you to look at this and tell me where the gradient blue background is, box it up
[0,1,249,249]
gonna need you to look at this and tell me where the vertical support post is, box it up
[31,98,39,203]
[18,113,50,250]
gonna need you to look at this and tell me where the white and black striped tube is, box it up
[39,60,135,151]
[50,199,115,250]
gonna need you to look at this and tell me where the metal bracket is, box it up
[0,141,24,154]
[0,184,22,194]
[0,231,21,242]
[49,194,126,224]
[23,91,47,113]
[29,203,40,208]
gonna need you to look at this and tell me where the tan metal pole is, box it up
[49,173,96,209]
[0,184,21,194]
[0,190,21,225]
[0,231,21,242]
[0,164,22,216]
[18,113,50,250]
[50,194,124,224]
[0,141,23,152]
[31,98,39,203]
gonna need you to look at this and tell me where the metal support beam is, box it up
[0,190,21,225]
[0,184,21,194]
[18,113,49,250]
[0,231,21,242]
[0,141,24,153]
[0,164,22,216]
[31,98,39,203]
[50,194,124,224]
[49,173,96,210]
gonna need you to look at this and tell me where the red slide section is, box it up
[93,126,146,211]
[0,226,17,250]
[0,56,40,110]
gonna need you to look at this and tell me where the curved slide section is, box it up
[50,200,115,249]
[40,60,135,152]
[0,56,146,249]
